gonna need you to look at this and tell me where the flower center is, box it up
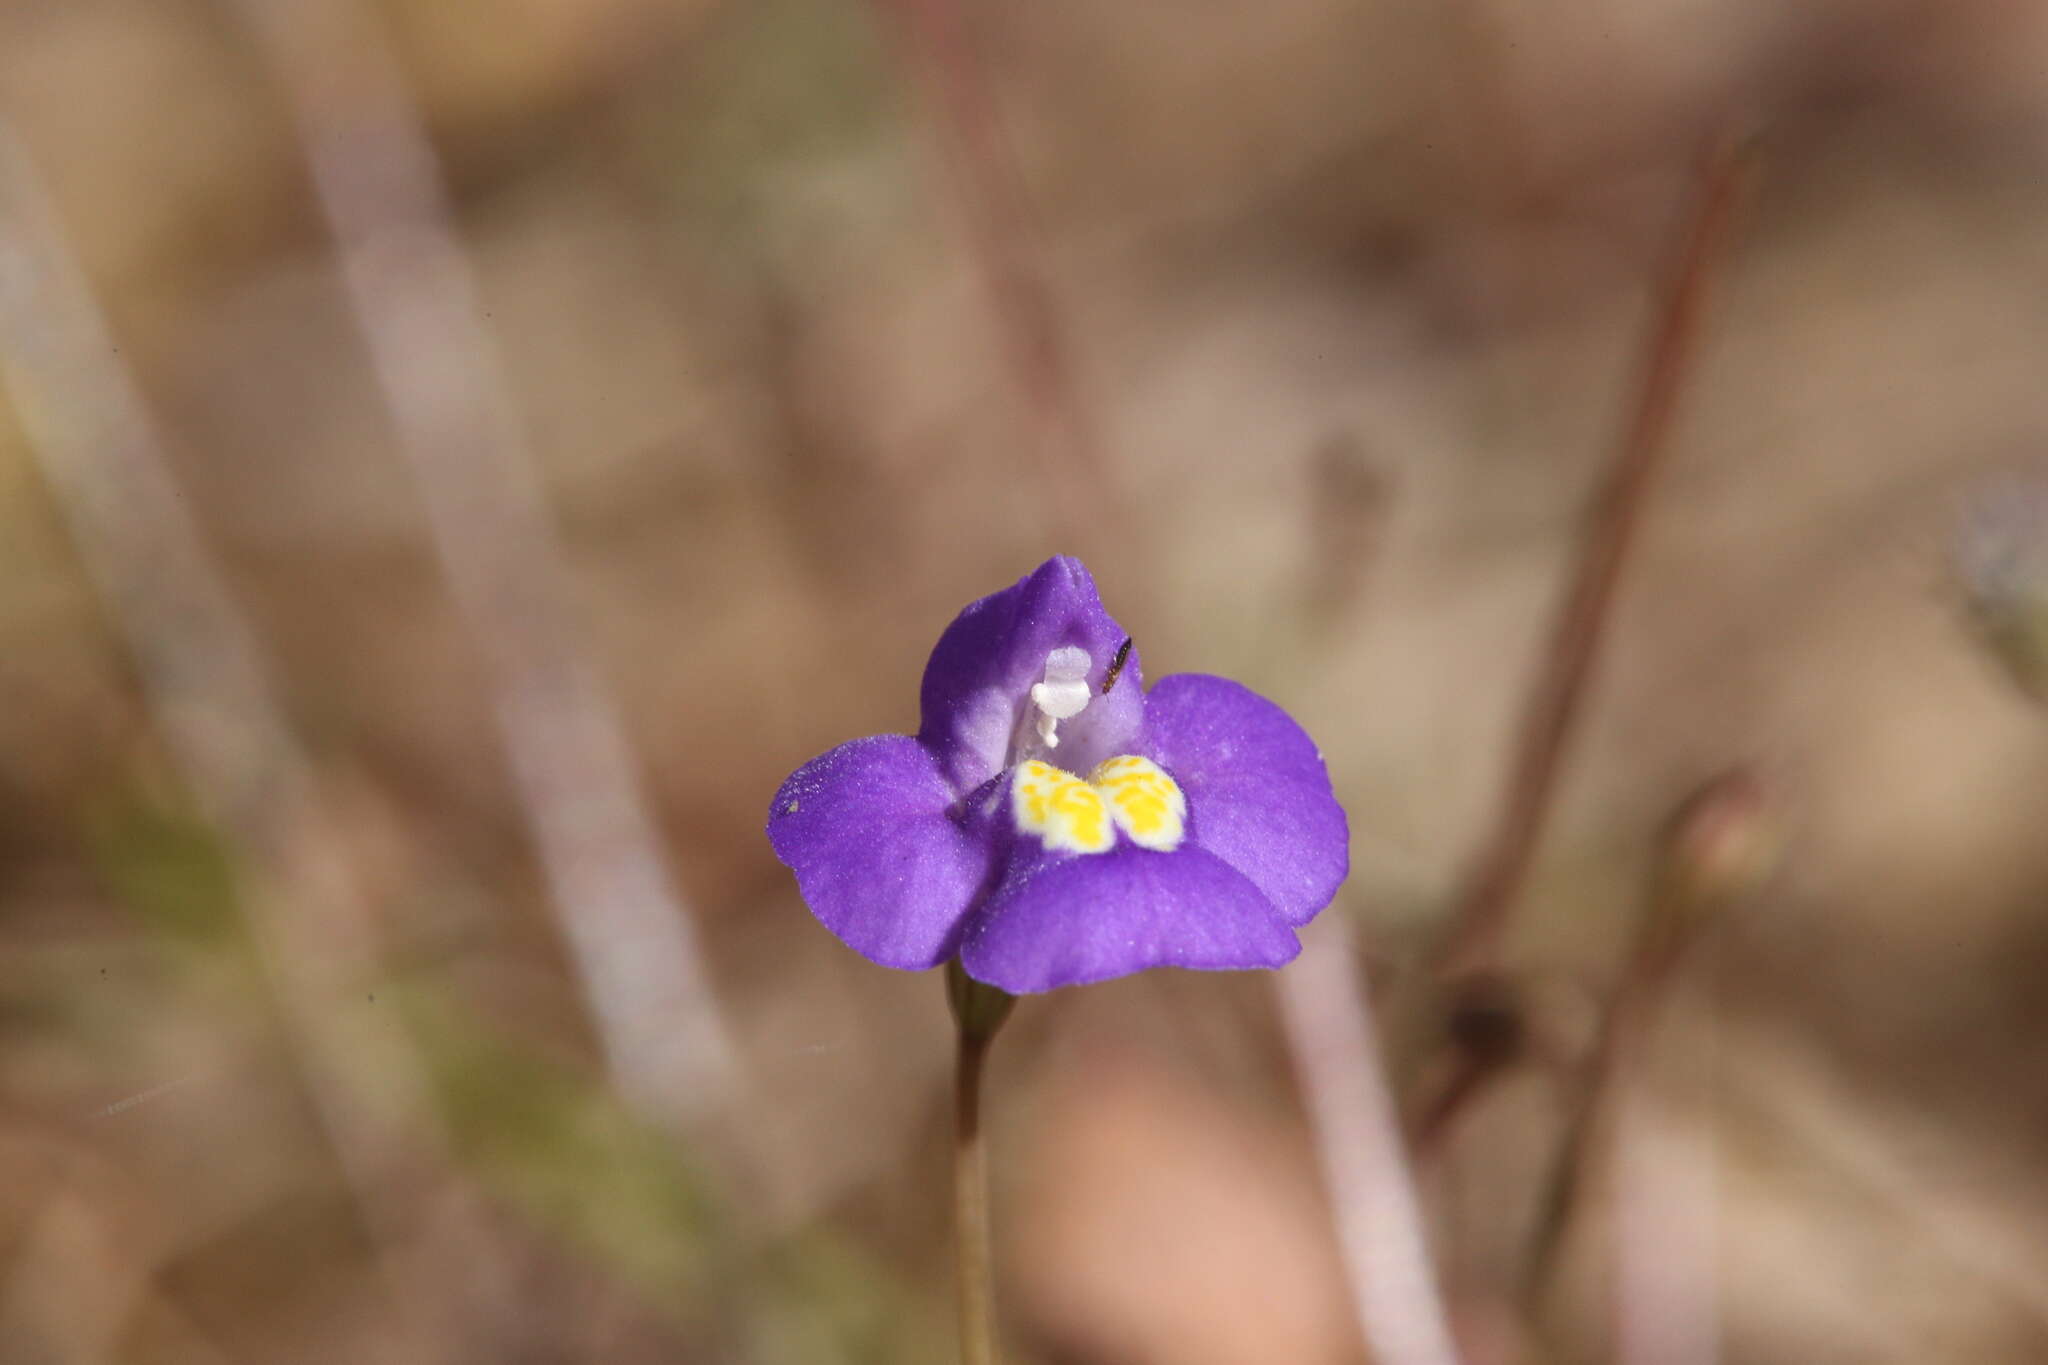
[1012,755,1186,855]
[1027,645,1093,751]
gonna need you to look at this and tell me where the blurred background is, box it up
[5,0,2048,1361]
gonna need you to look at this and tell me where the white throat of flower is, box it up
[1028,646,1093,750]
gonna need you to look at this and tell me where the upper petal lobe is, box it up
[1142,674,1349,926]
[767,734,993,969]
[918,557,1145,793]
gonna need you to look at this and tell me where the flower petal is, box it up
[1141,674,1349,926]
[918,556,1145,794]
[767,734,993,969]
[959,844,1299,992]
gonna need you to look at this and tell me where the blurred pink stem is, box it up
[1279,915,1463,1365]
[1611,1004,1719,1365]
[233,0,733,1127]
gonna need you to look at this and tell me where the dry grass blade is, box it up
[0,127,464,1361]
[231,0,734,1129]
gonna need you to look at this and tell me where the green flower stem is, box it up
[946,962,1014,1365]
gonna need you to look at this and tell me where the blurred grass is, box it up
[91,797,249,955]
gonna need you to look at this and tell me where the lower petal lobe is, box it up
[1142,674,1349,927]
[959,843,1299,993]
[768,734,993,970]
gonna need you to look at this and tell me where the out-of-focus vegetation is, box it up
[6,0,2048,1361]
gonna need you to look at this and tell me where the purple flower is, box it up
[766,557,1349,993]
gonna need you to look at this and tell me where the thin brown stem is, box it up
[945,961,1013,1365]
[1519,908,1694,1307]
[1436,129,1756,975]
[1524,770,1770,1317]
[868,0,1114,554]
[954,1025,998,1365]
[1405,969,1531,1166]
[1411,1049,1500,1160]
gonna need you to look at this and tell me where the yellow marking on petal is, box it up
[1090,755,1186,852]
[1012,759,1113,855]
[1013,756,1187,855]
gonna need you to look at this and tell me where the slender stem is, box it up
[1436,128,1756,974]
[1519,903,1693,1306]
[954,1023,998,1365]
[1525,771,1770,1314]
[867,0,1123,562]
[1411,1048,1498,1160]
[945,961,1013,1365]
